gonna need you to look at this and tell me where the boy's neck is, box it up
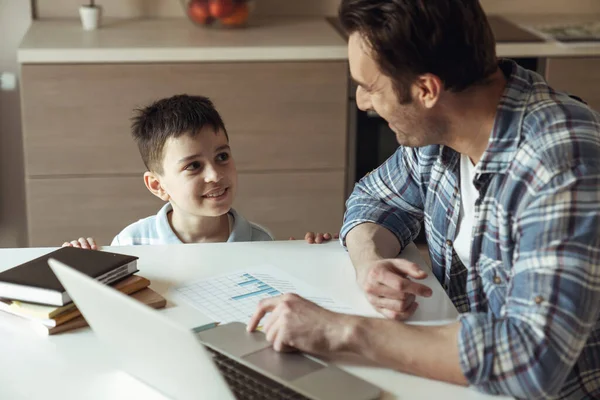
[168,209,231,243]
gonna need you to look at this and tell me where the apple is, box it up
[220,3,250,27]
[188,0,212,25]
[209,0,235,19]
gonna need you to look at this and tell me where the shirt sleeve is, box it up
[340,147,425,249]
[458,163,600,399]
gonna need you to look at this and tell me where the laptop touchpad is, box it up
[243,348,324,381]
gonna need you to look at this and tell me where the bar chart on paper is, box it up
[173,267,355,325]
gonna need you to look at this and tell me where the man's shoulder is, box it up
[521,90,600,172]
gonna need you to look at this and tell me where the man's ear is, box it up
[143,171,169,202]
[413,73,443,109]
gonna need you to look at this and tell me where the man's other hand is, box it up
[357,259,432,320]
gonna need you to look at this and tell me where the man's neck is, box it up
[443,68,507,165]
[168,208,230,243]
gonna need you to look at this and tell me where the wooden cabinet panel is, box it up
[26,170,345,246]
[545,57,600,113]
[21,62,347,176]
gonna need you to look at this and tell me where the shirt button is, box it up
[493,276,502,284]
[453,188,459,195]
[534,295,544,305]
[446,240,453,247]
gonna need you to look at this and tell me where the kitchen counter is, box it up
[17,14,600,64]
[18,17,348,63]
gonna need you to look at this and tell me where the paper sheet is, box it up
[172,266,355,325]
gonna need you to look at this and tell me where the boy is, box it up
[64,95,273,249]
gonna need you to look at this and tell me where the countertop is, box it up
[17,14,600,64]
[18,17,348,63]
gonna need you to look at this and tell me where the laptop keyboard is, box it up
[205,346,313,400]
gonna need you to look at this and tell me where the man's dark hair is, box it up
[131,94,228,173]
[339,0,498,103]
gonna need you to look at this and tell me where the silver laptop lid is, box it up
[48,258,235,400]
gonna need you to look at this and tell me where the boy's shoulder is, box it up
[111,203,181,246]
[229,209,274,242]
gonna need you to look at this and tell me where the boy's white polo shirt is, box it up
[111,203,273,246]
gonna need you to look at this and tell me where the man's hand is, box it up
[62,237,98,250]
[357,259,432,320]
[247,293,352,354]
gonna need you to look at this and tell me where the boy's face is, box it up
[151,128,237,217]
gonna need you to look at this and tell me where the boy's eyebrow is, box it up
[177,145,231,164]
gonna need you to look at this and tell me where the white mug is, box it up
[79,5,102,31]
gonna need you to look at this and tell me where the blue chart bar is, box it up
[232,288,273,301]
[232,274,280,301]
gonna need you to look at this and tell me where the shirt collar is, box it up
[476,59,534,175]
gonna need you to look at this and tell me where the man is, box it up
[248,1,600,398]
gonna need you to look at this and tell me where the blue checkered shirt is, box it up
[341,60,600,399]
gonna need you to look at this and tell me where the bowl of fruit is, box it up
[183,0,254,28]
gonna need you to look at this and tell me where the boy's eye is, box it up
[185,161,202,171]
[216,152,230,162]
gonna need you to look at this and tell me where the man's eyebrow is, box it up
[352,77,370,88]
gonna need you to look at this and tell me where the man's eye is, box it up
[216,152,230,162]
[185,161,202,171]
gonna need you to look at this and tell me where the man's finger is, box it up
[247,297,279,332]
[388,259,428,279]
[376,301,419,321]
[70,240,81,248]
[367,293,415,312]
[62,242,71,247]
[375,268,432,297]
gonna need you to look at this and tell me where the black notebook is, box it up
[0,247,138,306]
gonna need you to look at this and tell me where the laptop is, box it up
[48,258,382,400]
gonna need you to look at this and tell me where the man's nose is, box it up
[356,86,371,111]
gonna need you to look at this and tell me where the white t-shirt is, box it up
[454,154,479,267]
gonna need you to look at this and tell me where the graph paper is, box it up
[172,266,355,325]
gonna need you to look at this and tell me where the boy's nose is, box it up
[203,164,222,183]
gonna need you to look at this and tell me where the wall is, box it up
[34,0,600,18]
[0,1,31,247]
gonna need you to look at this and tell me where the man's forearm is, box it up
[338,316,468,385]
[345,223,401,274]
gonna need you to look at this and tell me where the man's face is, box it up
[348,33,446,148]
[157,128,237,218]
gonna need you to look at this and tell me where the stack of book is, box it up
[0,247,166,334]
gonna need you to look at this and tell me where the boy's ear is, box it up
[143,171,170,202]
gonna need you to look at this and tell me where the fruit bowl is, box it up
[182,0,255,28]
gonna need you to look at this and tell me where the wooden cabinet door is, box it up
[545,57,600,112]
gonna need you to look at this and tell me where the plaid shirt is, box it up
[341,60,600,399]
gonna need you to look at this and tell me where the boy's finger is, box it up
[315,233,324,243]
[88,237,98,250]
[304,232,315,244]
[78,237,91,249]
[323,233,332,240]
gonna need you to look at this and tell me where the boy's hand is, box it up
[62,237,98,250]
[295,232,339,244]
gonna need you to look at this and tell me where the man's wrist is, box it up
[328,314,368,354]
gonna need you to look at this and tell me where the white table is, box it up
[0,241,508,400]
